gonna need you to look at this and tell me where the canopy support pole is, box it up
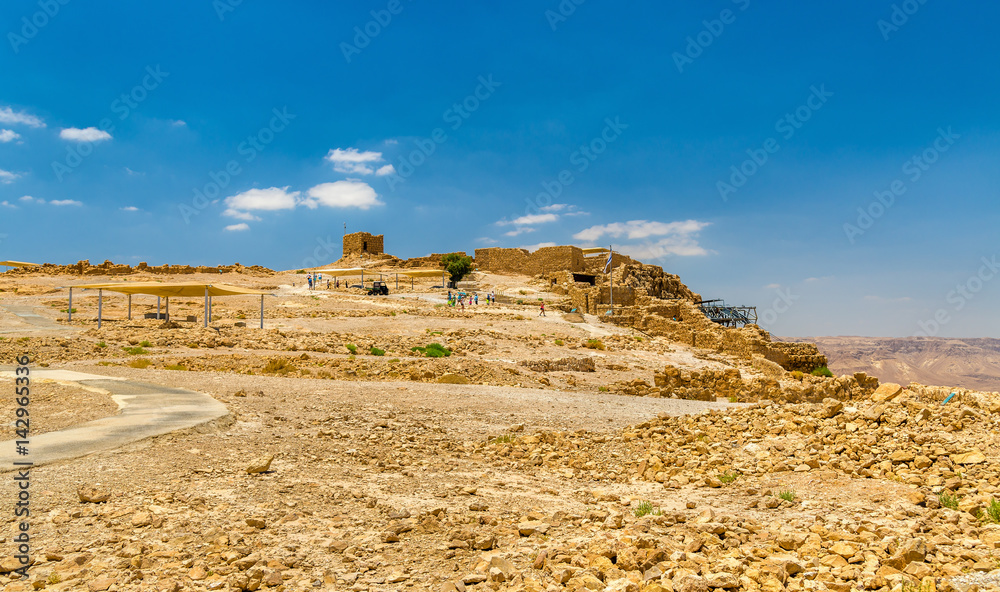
[157,296,161,319]
[259,295,264,329]
[204,287,209,328]
[98,289,103,329]
[68,288,73,321]
[396,273,398,290]
[166,297,169,321]
[128,294,132,320]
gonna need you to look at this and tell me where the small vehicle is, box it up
[367,281,389,296]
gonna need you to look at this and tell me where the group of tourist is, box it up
[447,291,496,309]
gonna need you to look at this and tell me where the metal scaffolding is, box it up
[697,299,758,328]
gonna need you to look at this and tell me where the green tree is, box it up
[442,253,474,283]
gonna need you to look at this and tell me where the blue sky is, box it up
[1,1,998,338]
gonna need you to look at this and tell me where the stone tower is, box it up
[343,232,384,257]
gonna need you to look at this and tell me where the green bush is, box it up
[412,342,451,358]
[633,501,661,517]
[96,341,107,348]
[441,253,474,282]
[985,498,1000,523]
[778,488,796,502]
[585,339,605,350]
[122,346,148,355]
[345,343,357,354]
[369,346,385,356]
[811,366,834,377]
[939,491,959,510]
[128,358,152,369]
[719,470,740,484]
[139,340,152,347]
[164,364,187,371]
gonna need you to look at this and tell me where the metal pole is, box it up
[396,273,398,290]
[166,297,169,321]
[128,294,132,320]
[98,289,103,329]
[204,287,209,328]
[259,295,264,329]
[68,288,73,321]
[609,244,613,315]
[157,296,161,319]
[209,295,212,321]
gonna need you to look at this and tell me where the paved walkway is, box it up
[0,368,229,469]
[0,304,76,334]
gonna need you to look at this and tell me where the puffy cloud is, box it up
[223,209,261,221]
[0,107,44,128]
[575,219,712,259]
[120,206,140,212]
[19,195,37,202]
[573,219,709,241]
[325,148,385,175]
[0,129,20,142]
[519,242,557,252]
[306,180,383,210]
[0,201,16,208]
[225,187,300,213]
[60,127,112,142]
[0,169,19,184]
[170,120,187,127]
[375,164,396,176]
[225,223,250,232]
[499,213,558,226]
[49,199,82,206]
[504,227,536,237]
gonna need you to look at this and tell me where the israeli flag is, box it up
[603,248,613,273]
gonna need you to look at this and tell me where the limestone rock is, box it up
[78,484,110,503]
[246,455,274,474]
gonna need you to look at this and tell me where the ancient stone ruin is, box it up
[342,231,384,257]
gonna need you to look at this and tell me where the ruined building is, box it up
[342,232,384,258]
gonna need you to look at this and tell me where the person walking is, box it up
[474,293,479,306]
[307,275,313,290]
[539,302,545,316]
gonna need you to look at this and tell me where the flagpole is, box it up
[609,244,613,315]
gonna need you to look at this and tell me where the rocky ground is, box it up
[0,271,998,592]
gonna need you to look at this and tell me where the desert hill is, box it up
[780,335,1000,392]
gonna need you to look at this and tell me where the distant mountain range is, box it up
[777,336,1000,393]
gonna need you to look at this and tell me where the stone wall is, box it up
[5,260,274,276]
[343,232,384,257]
[400,252,466,269]
[475,245,587,276]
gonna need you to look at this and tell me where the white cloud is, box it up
[49,199,82,206]
[306,180,383,210]
[375,164,396,176]
[225,223,250,232]
[120,206,140,212]
[0,129,20,143]
[573,219,710,242]
[540,203,568,212]
[504,227,536,237]
[519,242,557,252]
[60,127,112,142]
[0,169,19,184]
[499,213,559,226]
[0,201,16,208]
[124,167,144,176]
[222,209,261,221]
[477,237,499,245]
[574,219,712,259]
[225,187,300,213]
[170,120,187,127]
[325,148,384,175]
[0,107,44,128]
[19,195,36,202]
